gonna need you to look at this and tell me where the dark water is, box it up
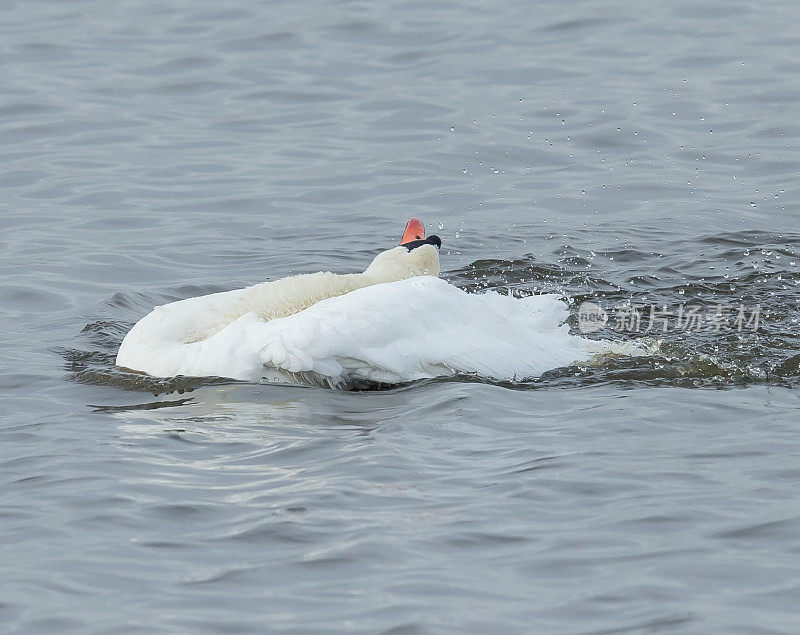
[3,0,800,631]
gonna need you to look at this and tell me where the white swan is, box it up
[117,219,626,387]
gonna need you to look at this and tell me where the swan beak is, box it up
[400,218,426,245]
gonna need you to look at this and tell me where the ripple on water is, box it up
[4,0,800,631]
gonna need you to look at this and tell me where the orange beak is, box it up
[400,218,426,245]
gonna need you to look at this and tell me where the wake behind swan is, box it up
[116,219,632,388]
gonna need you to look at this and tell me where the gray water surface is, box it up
[3,0,800,632]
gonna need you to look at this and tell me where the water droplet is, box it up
[462,168,467,174]
[437,221,444,230]
[750,202,757,208]
[449,126,455,132]
[423,268,429,275]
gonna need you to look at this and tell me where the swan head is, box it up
[364,218,442,282]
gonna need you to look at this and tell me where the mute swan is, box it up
[117,219,630,386]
